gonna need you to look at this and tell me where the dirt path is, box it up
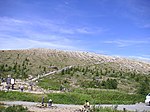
[1,101,150,112]
[99,103,150,112]
[31,66,73,81]
[0,101,82,112]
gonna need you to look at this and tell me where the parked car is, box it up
[145,93,150,106]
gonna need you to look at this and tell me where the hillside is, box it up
[0,48,150,74]
[0,48,150,93]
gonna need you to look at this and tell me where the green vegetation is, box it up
[0,91,45,102]
[38,78,61,90]
[137,77,150,95]
[72,88,145,104]
[47,92,91,104]
[0,105,29,112]
[1,49,150,93]
[0,48,150,104]
[0,89,145,104]
[0,49,95,78]
[90,106,130,112]
[37,65,150,94]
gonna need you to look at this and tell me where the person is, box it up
[6,84,10,91]
[29,82,33,91]
[84,100,90,109]
[6,76,11,91]
[1,78,5,90]
[20,85,24,92]
[11,78,15,90]
[48,99,53,107]
[6,76,11,85]
[41,96,44,106]
[60,84,64,91]
[1,78,4,83]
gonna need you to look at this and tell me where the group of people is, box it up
[1,77,14,91]
[19,82,34,92]
[41,97,53,107]
[84,100,90,109]
[41,97,90,109]
[0,77,24,92]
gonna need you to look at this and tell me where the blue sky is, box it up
[0,0,150,60]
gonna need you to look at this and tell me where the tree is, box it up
[111,79,118,89]
[43,67,46,72]
[103,78,118,89]
[137,77,150,95]
[61,69,65,75]
[95,70,99,76]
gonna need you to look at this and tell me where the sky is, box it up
[0,0,150,60]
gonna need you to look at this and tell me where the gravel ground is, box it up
[0,101,82,112]
[99,103,150,112]
[1,101,150,112]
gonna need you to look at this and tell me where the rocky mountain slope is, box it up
[0,48,150,75]
[0,48,150,93]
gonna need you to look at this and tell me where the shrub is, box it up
[0,105,28,112]
[90,106,129,112]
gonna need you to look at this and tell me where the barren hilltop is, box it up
[0,48,150,74]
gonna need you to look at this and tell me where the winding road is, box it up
[1,101,150,112]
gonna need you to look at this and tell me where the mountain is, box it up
[0,48,149,75]
[0,48,150,93]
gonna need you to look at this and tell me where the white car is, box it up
[145,93,150,106]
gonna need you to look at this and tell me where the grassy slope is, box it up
[0,90,145,104]
[37,64,149,93]
[0,49,95,77]
[1,49,150,77]
[0,48,150,93]
[1,48,150,104]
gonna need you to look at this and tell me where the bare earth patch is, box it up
[27,106,80,112]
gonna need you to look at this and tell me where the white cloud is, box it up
[76,27,92,34]
[0,36,78,50]
[59,28,74,34]
[0,17,31,25]
[142,54,150,58]
[104,39,149,47]
[129,56,150,63]
[143,24,150,28]
[0,17,106,35]
[0,16,107,50]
